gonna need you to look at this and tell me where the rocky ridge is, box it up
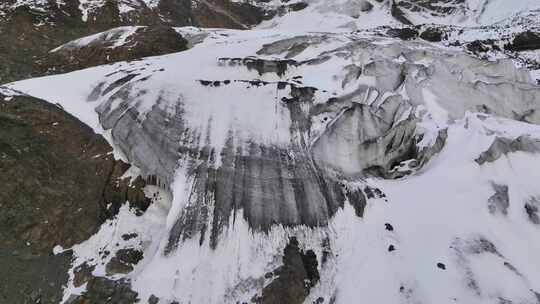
[0,89,151,304]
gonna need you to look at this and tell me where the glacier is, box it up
[3,0,540,303]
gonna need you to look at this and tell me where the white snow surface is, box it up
[5,3,540,304]
[50,26,143,52]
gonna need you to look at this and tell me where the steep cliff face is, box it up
[2,1,540,304]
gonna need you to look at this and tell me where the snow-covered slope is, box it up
[4,1,540,304]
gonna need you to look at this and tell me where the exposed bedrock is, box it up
[419,27,445,42]
[505,31,540,52]
[255,237,320,304]
[35,26,189,76]
[0,92,146,303]
[66,277,139,304]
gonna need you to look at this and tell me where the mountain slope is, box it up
[6,15,540,303]
[1,1,540,304]
[0,0,271,83]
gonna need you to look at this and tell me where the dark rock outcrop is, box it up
[391,0,413,25]
[386,27,419,40]
[0,91,146,303]
[465,39,501,54]
[359,0,374,12]
[505,31,540,52]
[36,26,189,76]
[73,262,97,288]
[106,249,144,275]
[1,95,115,250]
[67,277,139,304]
[419,27,444,42]
[257,237,319,304]
[192,0,267,29]
[0,244,72,304]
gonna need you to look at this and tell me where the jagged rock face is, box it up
[0,91,147,303]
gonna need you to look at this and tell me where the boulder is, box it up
[505,31,540,51]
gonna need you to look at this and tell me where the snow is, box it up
[421,88,449,126]
[0,86,23,99]
[475,0,540,25]
[257,0,398,32]
[51,26,143,52]
[318,114,540,304]
[54,113,540,303]
[7,67,110,134]
[4,0,49,12]
[77,0,105,22]
[118,0,160,14]
[4,2,540,304]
